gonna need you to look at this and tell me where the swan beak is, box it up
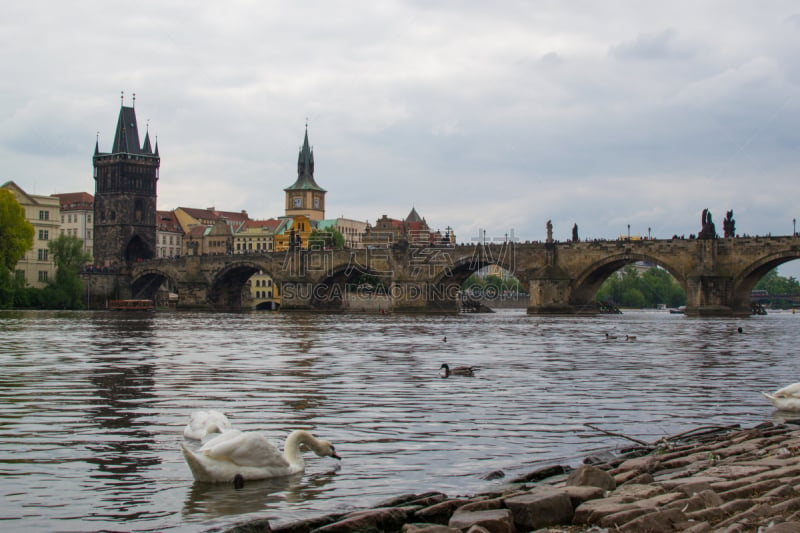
[331,452,342,460]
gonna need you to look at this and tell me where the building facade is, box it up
[156,210,183,258]
[234,219,281,254]
[52,192,94,260]
[246,269,281,310]
[1,181,60,288]
[93,101,160,266]
[317,217,368,249]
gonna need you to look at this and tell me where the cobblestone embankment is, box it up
[225,421,800,533]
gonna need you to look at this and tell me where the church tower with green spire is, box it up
[92,95,160,266]
[284,126,326,221]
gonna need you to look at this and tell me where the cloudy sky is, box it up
[2,1,800,275]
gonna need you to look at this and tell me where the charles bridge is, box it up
[84,234,800,316]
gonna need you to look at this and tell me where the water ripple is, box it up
[0,309,797,530]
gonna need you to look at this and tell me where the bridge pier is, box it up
[683,275,750,317]
[389,281,460,313]
[279,282,316,311]
[526,266,582,315]
[82,272,133,309]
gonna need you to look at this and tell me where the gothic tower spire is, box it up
[284,125,326,221]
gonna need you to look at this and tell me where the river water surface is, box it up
[1,309,798,531]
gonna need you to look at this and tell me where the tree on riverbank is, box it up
[7,236,91,309]
[0,190,35,308]
[596,265,686,309]
[44,235,92,308]
[463,273,523,297]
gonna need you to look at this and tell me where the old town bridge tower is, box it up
[93,97,159,266]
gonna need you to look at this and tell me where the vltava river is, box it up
[0,308,798,531]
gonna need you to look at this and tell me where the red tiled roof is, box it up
[179,206,250,222]
[51,192,93,210]
[243,218,282,230]
[156,210,182,232]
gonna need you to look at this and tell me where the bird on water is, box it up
[181,428,341,483]
[439,363,477,378]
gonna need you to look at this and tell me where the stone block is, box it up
[414,499,470,525]
[611,482,665,502]
[718,478,782,500]
[456,498,505,514]
[557,485,605,508]
[448,509,514,533]
[762,522,800,533]
[314,506,417,533]
[573,497,638,525]
[504,490,573,530]
[598,507,651,528]
[615,455,661,474]
[675,480,714,496]
[378,492,447,508]
[615,507,688,533]
[402,524,461,533]
[566,464,616,490]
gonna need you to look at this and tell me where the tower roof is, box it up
[101,105,157,156]
[406,207,423,223]
[284,126,326,192]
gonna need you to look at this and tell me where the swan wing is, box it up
[184,410,232,440]
[773,382,800,398]
[200,430,290,468]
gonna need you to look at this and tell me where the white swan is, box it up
[762,383,800,412]
[439,363,476,378]
[183,410,233,441]
[181,429,341,483]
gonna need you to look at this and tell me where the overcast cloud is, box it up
[2,1,799,275]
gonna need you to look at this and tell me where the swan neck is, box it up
[284,430,317,466]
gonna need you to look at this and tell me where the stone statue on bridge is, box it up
[546,220,553,243]
[723,210,736,238]
[699,208,717,239]
[572,223,579,242]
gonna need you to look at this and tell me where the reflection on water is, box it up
[182,469,340,520]
[0,309,798,531]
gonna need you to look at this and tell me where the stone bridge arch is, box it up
[731,250,800,311]
[569,253,688,309]
[131,268,178,301]
[208,260,279,310]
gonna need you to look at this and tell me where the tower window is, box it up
[293,197,302,208]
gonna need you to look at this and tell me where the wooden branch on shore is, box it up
[583,423,651,446]
[585,422,742,449]
[663,424,740,443]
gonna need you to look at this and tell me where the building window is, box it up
[39,210,49,220]
[38,271,48,282]
[314,197,320,209]
[37,249,49,261]
[87,214,92,223]
[87,230,92,239]
[39,230,48,240]
[293,197,302,208]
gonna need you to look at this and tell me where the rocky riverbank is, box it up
[225,421,800,533]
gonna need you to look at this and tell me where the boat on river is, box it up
[107,299,155,311]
